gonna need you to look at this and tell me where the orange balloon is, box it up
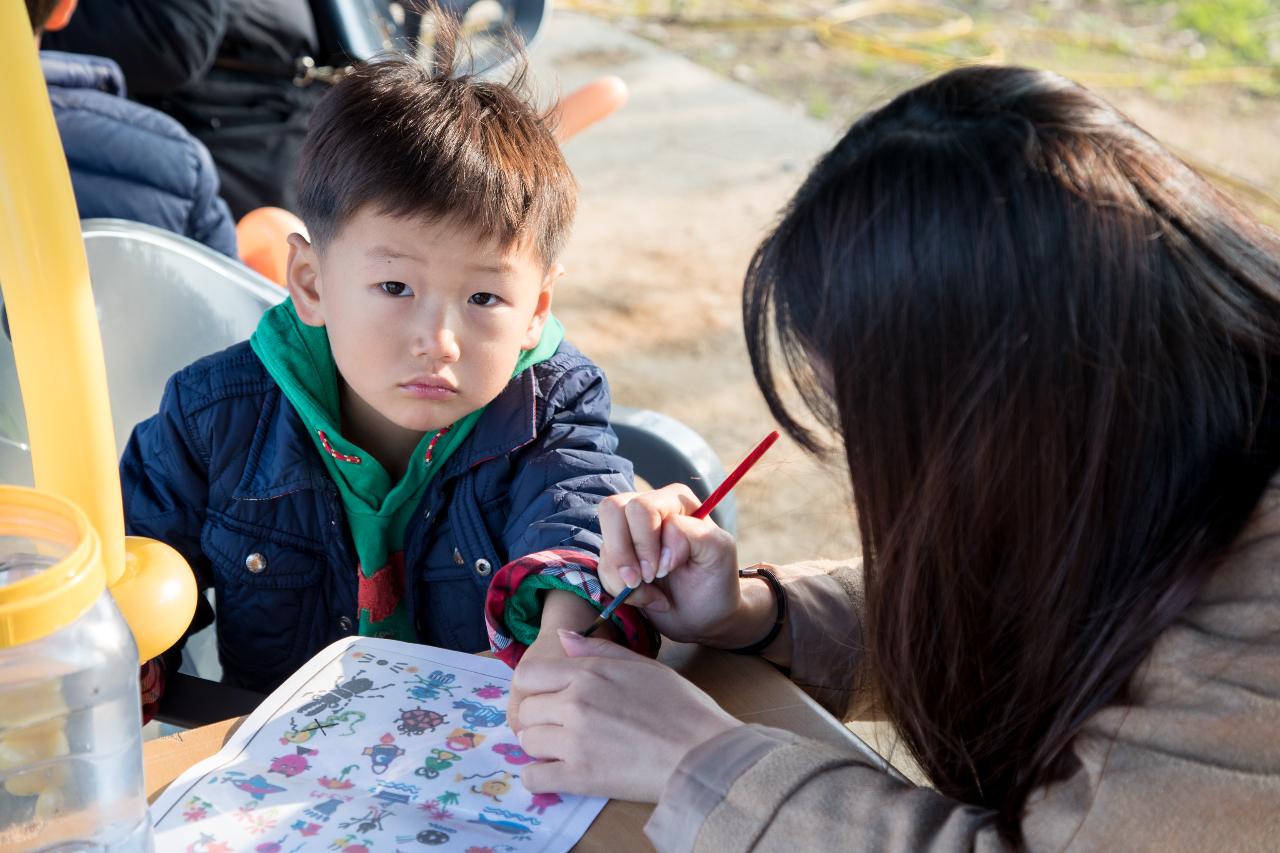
[553,76,629,143]
[235,206,307,288]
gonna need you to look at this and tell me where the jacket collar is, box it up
[233,365,544,501]
[40,50,126,97]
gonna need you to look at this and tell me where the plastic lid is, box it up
[0,486,105,647]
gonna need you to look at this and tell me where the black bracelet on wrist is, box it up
[727,565,787,655]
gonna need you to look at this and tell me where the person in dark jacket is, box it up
[119,49,652,701]
[26,0,238,257]
[47,0,331,218]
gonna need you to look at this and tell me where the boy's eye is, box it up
[379,281,411,297]
[468,292,500,307]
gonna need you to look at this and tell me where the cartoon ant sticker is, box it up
[415,748,461,780]
[362,732,406,775]
[405,670,458,701]
[299,671,390,717]
[452,698,506,728]
[455,770,517,803]
[395,706,447,736]
[445,728,485,752]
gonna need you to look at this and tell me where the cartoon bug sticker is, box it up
[372,780,420,806]
[445,728,485,751]
[415,748,462,779]
[352,651,412,673]
[455,770,516,803]
[302,797,346,822]
[362,732,406,775]
[281,711,366,745]
[186,833,231,853]
[182,795,214,822]
[299,671,390,716]
[396,706,447,736]
[338,805,392,834]
[491,742,535,765]
[396,824,453,846]
[527,792,563,814]
[452,698,506,728]
[269,746,317,777]
[317,764,359,790]
[213,772,286,802]
[483,807,540,826]
[406,670,458,701]
[469,811,534,840]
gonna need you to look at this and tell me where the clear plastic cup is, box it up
[0,488,152,852]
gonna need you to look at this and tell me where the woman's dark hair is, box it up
[745,65,1280,843]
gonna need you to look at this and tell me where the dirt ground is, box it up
[540,1,1280,570]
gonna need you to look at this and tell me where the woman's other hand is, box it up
[513,630,741,802]
[508,590,618,734]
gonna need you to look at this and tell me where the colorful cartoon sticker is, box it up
[361,732,406,775]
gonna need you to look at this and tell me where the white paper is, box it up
[150,638,606,852]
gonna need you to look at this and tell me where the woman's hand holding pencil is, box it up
[589,431,787,653]
[594,483,743,641]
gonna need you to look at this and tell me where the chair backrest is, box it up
[0,219,283,487]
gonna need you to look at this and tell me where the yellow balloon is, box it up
[0,2,195,662]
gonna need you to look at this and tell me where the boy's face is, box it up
[287,207,560,439]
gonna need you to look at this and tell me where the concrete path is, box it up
[529,12,858,565]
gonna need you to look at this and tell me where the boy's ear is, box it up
[521,263,562,350]
[286,232,325,327]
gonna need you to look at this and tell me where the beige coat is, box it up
[646,485,1280,851]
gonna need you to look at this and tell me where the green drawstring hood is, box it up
[250,299,564,639]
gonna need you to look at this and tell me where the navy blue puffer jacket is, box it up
[42,51,238,258]
[120,340,633,693]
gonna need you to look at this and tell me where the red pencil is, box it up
[581,430,781,636]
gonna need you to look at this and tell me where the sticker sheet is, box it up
[151,638,606,853]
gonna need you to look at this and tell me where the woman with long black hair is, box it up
[508,65,1280,850]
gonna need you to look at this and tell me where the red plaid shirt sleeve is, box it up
[485,548,660,667]
[140,657,167,724]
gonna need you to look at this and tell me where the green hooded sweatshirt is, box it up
[250,299,564,640]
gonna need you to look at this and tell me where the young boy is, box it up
[120,49,655,704]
